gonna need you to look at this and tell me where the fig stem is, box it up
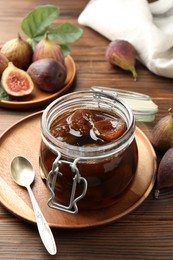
[154,188,160,199]
[44,31,49,40]
[132,67,137,81]
[17,33,22,41]
[168,108,173,116]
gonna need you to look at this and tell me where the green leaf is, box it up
[0,86,10,101]
[48,22,83,44]
[21,5,60,38]
[21,5,83,56]
[28,38,39,50]
[60,44,71,56]
[27,35,44,50]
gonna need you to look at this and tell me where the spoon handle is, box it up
[27,185,57,255]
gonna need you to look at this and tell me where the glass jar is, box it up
[39,90,138,214]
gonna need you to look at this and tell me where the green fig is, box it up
[1,33,33,70]
[154,147,173,198]
[150,108,173,154]
[105,40,137,80]
[0,52,9,75]
[33,32,65,66]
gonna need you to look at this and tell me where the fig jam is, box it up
[50,109,127,146]
[40,91,138,212]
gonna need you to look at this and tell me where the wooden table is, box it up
[1,1,173,259]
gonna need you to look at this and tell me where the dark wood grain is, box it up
[0,0,173,259]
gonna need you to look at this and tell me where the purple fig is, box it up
[1,33,33,70]
[150,108,173,154]
[27,58,67,92]
[106,40,137,80]
[155,147,173,198]
[33,32,65,66]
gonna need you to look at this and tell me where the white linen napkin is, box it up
[78,0,173,78]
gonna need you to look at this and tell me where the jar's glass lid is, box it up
[91,86,158,122]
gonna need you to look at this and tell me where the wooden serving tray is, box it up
[0,112,157,229]
[0,55,76,109]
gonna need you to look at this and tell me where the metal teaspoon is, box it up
[11,156,57,255]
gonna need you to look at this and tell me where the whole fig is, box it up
[27,58,67,92]
[150,108,173,154]
[106,40,137,80]
[1,33,33,70]
[0,52,9,75]
[1,62,34,97]
[33,32,65,66]
[155,147,173,198]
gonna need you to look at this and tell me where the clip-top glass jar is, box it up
[39,90,138,214]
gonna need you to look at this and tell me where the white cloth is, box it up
[78,0,173,78]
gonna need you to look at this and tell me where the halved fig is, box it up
[93,118,127,141]
[1,62,34,97]
[69,109,94,136]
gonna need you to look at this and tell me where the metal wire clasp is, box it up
[46,151,88,214]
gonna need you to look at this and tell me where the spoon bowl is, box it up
[11,156,57,255]
[11,156,35,187]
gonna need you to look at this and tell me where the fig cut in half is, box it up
[1,62,34,97]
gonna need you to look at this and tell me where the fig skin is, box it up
[150,108,173,154]
[106,40,137,80]
[33,33,65,66]
[27,58,67,92]
[1,33,33,70]
[155,147,173,198]
[1,62,34,97]
[0,52,9,75]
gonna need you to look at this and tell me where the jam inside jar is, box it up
[40,91,138,213]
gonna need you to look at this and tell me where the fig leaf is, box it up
[0,86,10,101]
[59,44,71,57]
[21,5,59,38]
[21,5,83,55]
[48,22,83,44]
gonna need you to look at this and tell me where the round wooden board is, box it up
[0,111,157,229]
[0,55,76,109]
